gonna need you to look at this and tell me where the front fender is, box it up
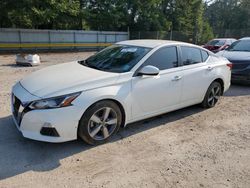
[72,82,132,125]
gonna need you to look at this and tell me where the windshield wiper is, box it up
[80,60,104,71]
[87,64,103,71]
[78,60,89,67]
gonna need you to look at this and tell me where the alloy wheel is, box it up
[87,107,118,141]
[207,85,221,107]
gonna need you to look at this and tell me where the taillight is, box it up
[227,63,233,70]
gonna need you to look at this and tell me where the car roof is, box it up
[117,39,194,48]
[240,37,250,41]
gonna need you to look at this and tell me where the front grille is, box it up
[230,60,250,70]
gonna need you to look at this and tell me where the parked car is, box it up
[11,40,232,145]
[203,38,237,53]
[217,37,250,84]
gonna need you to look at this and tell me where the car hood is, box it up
[20,61,120,98]
[217,50,250,61]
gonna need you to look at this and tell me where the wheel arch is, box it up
[105,98,126,128]
[78,98,127,129]
[202,77,225,102]
[212,78,224,95]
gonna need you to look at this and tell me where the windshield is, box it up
[226,40,250,52]
[207,40,225,46]
[79,45,151,73]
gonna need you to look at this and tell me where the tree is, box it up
[83,0,127,31]
[160,0,210,43]
[0,0,216,43]
[0,0,81,29]
[127,0,170,31]
[205,0,250,37]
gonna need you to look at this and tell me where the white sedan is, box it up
[11,40,232,145]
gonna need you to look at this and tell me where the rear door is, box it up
[179,46,214,104]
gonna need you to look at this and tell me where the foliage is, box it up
[205,0,250,37]
[0,0,249,43]
[0,0,81,29]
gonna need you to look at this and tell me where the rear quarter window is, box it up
[201,50,209,62]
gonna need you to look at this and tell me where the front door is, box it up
[131,46,183,120]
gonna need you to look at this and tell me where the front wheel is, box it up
[201,82,222,108]
[78,100,122,145]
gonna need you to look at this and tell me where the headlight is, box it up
[29,92,81,110]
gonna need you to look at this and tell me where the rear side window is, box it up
[181,46,202,65]
[201,50,209,62]
[142,46,178,70]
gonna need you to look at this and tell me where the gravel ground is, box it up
[0,52,250,188]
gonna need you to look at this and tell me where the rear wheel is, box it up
[201,82,222,108]
[78,100,122,145]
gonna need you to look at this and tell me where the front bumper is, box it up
[11,82,79,143]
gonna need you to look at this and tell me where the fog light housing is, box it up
[40,123,60,137]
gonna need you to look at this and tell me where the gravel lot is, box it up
[0,52,250,188]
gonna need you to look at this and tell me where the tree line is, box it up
[1,0,249,43]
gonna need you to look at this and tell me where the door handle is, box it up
[207,66,214,71]
[172,75,182,81]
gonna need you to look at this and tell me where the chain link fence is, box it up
[0,28,128,53]
[130,29,250,44]
[130,31,194,43]
[130,31,194,42]
[213,29,250,39]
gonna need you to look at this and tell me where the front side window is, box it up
[141,46,178,70]
[79,45,151,73]
[181,46,202,65]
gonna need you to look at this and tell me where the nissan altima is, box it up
[11,40,232,145]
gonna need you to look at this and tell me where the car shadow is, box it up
[0,105,204,180]
[1,84,249,180]
[0,64,32,68]
[116,105,203,141]
[224,84,250,97]
[0,115,92,180]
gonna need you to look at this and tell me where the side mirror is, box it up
[137,65,160,76]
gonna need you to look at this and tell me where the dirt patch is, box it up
[0,52,250,188]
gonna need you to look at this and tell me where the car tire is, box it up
[201,81,222,108]
[78,100,122,145]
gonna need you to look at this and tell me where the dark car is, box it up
[203,38,236,53]
[217,37,250,84]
